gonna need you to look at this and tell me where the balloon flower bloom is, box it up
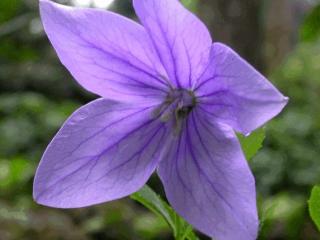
[34,0,288,239]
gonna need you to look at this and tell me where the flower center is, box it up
[153,89,196,133]
[172,89,196,118]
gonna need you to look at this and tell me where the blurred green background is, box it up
[0,0,320,239]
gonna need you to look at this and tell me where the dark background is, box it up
[0,0,320,239]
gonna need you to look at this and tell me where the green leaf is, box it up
[238,128,265,161]
[131,185,199,240]
[300,4,320,42]
[0,157,34,189]
[308,185,320,231]
[181,0,198,12]
[0,0,21,22]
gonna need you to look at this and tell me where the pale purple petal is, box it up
[40,0,169,103]
[133,0,212,88]
[34,99,168,208]
[195,43,288,135]
[158,110,258,240]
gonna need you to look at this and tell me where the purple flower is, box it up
[34,0,288,239]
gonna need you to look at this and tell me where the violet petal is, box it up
[195,43,288,135]
[133,0,212,88]
[158,109,258,240]
[34,99,168,208]
[40,0,169,103]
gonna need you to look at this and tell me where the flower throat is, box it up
[153,89,196,133]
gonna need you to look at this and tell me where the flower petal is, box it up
[34,99,168,208]
[133,0,212,88]
[40,0,169,102]
[195,43,288,135]
[158,110,258,240]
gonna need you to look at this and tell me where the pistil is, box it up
[152,89,197,134]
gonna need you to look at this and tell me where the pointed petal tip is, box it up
[32,178,55,208]
[240,94,288,136]
[197,42,289,135]
[39,0,61,5]
[38,0,167,102]
[39,0,59,17]
[133,0,212,88]
[39,0,72,16]
[39,0,55,8]
[39,0,67,11]
[158,116,259,240]
[277,94,289,114]
[32,100,166,210]
[32,193,51,208]
[33,180,104,209]
[283,96,289,104]
[32,186,55,208]
[39,0,49,10]
[33,192,79,209]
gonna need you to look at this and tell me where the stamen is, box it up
[153,89,197,134]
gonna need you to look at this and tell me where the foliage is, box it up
[252,39,320,197]
[309,185,320,231]
[251,12,320,239]
[0,93,79,158]
[300,4,320,42]
[258,193,306,239]
[0,0,21,23]
[181,0,198,11]
[238,128,265,161]
[131,185,199,240]
[130,127,266,240]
